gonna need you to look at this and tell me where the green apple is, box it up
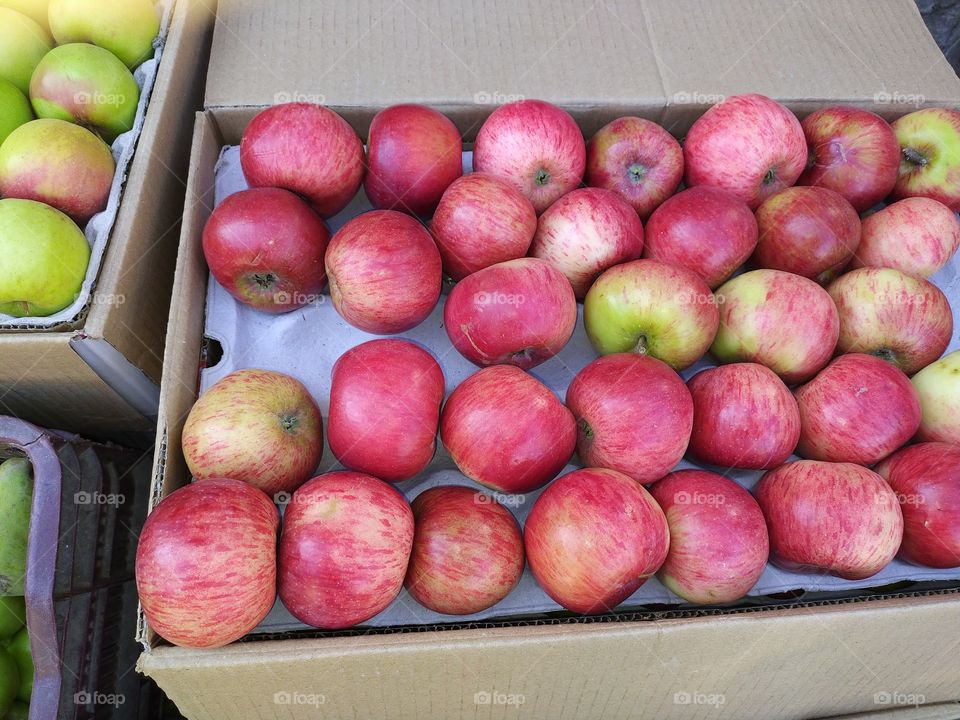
[0,8,52,94]
[891,108,960,211]
[0,80,32,146]
[4,701,28,720]
[7,629,31,702]
[0,459,32,597]
[0,599,25,640]
[0,646,18,716]
[30,43,139,141]
[0,119,116,223]
[0,199,90,317]
[583,258,720,370]
[912,349,960,445]
[48,0,159,69]
[0,0,49,32]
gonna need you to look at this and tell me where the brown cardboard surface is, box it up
[826,703,960,720]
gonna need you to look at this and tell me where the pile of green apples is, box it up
[0,0,160,318]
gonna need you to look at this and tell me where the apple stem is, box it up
[633,335,649,355]
[762,168,777,186]
[535,169,550,186]
[872,348,898,366]
[901,147,928,168]
[577,418,593,441]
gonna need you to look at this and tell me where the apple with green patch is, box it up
[0,80,32,146]
[48,0,159,69]
[890,108,960,210]
[0,7,51,94]
[912,350,960,445]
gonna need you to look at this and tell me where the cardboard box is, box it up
[0,0,216,443]
[140,1,960,718]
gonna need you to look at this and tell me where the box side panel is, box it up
[87,0,217,382]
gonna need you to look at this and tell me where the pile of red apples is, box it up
[137,95,960,649]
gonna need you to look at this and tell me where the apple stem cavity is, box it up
[872,347,899,366]
[535,168,550,187]
[279,413,300,433]
[633,334,649,356]
[762,168,777,186]
[901,146,928,169]
[628,163,648,185]
[253,272,276,289]
[577,418,593,441]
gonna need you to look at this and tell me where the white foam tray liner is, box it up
[0,0,175,329]
[203,144,960,631]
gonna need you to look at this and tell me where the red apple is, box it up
[683,93,807,209]
[584,116,683,219]
[795,353,920,465]
[642,186,757,289]
[444,257,576,369]
[712,269,840,384]
[754,460,903,580]
[752,186,861,284]
[565,354,692,483]
[827,267,953,375]
[240,103,365,218]
[473,99,585,213]
[136,478,279,648]
[850,197,960,278]
[201,188,329,313]
[325,210,442,334]
[687,363,800,470]
[529,187,644,299]
[891,108,960,210]
[584,259,720,371]
[440,365,576,494]
[405,485,524,615]
[364,103,462,216]
[649,470,768,604]
[328,339,444,482]
[430,172,536,280]
[278,471,414,629]
[524,467,669,613]
[797,105,899,212]
[181,369,323,496]
[875,442,960,568]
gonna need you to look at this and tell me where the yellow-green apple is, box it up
[754,460,903,580]
[642,186,757,289]
[48,0,158,69]
[0,80,32,146]
[565,354,692,483]
[240,103,365,218]
[891,108,960,210]
[875,442,960,568]
[911,350,960,445]
[0,8,50,93]
[429,172,536,280]
[0,647,17,717]
[444,257,576,369]
[796,106,899,212]
[181,368,323,495]
[30,43,139,141]
[278,471,414,629]
[0,0,49,32]
[0,457,31,596]
[201,188,329,314]
[328,339,444,482]
[0,118,114,223]
[849,197,960,278]
[649,470,768,604]
[440,365,576,494]
[752,186,861,284]
[683,93,806,209]
[711,269,839,384]
[0,198,89,317]
[7,628,29,702]
[325,210,442,334]
[795,353,920,464]
[827,267,953,375]
[530,187,644,298]
[584,116,683,220]
[584,259,720,370]
[473,99,585,213]
[524,467,669,613]
[364,103,461,216]
[405,485,524,615]
[136,478,279,648]
[0,597,24,639]
[687,363,800,470]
